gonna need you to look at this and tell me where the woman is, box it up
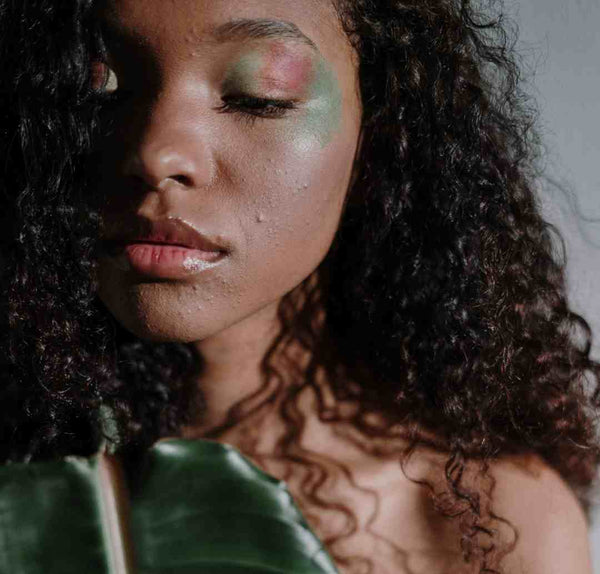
[1,0,598,572]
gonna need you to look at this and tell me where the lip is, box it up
[101,217,230,279]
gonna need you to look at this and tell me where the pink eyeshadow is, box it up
[257,43,314,93]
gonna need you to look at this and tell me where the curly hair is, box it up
[1,0,599,572]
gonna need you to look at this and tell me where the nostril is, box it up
[155,174,195,190]
[169,174,195,187]
[125,169,195,193]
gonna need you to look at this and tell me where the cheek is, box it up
[232,135,355,288]
[225,66,359,280]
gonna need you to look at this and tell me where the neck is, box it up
[182,300,283,436]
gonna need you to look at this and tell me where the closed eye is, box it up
[216,95,297,124]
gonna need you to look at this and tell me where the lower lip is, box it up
[106,243,226,279]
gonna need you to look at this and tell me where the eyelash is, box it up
[216,95,298,125]
[91,85,297,126]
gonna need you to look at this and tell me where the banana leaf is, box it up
[0,439,338,574]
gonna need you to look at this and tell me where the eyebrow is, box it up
[213,18,319,53]
[99,16,320,58]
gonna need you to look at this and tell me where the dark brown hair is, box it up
[1,0,598,571]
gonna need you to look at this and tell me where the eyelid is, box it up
[216,94,298,121]
[222,93,298,106]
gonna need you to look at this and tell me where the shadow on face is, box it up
[95,0,363,344]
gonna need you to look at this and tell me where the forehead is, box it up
[102,0,350,62]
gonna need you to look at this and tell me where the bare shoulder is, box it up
[487,453,592,574]
[379,446,593,574]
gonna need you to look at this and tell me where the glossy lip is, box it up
[101,217,232,279]
[102,217,231,253]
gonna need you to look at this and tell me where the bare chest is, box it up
[229,416,466,573]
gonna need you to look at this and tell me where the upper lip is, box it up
[102,217,230,253]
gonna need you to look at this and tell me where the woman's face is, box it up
[95,0,362,342]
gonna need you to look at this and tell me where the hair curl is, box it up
[1,0,599,572]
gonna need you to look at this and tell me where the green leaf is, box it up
[0,439,338,574]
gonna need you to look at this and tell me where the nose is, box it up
[121,92,215,191]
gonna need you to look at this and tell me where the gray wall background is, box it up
[512,0,600,569]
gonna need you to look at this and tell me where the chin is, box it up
[131,309,231,344]
[121,323,201,344]
[98,295,216,345]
